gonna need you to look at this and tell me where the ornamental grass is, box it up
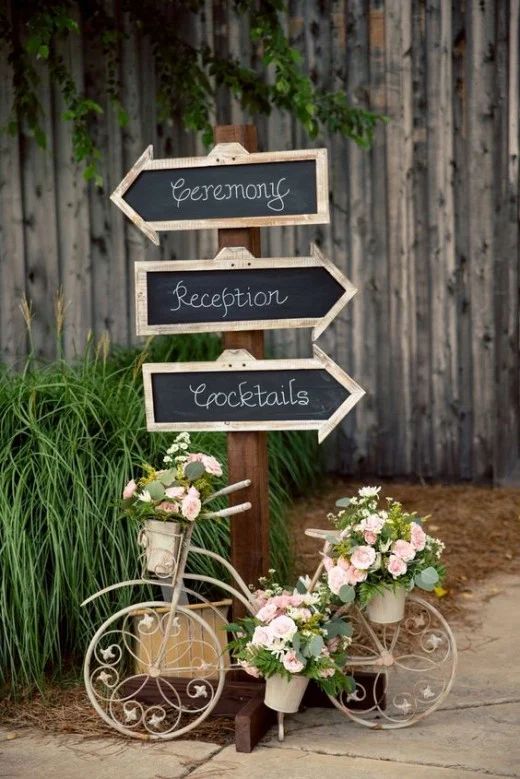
[0,329,321,694]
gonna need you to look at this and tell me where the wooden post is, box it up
[213,123,270,615]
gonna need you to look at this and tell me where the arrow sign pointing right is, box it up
[142,345,365,443]
[135,243,355,340]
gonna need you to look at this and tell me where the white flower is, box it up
[137,490,152,503]
[269,615,298,641]
[162,455,173,463]
[251,625,274,647]
[358,486,381,498]
[166,444,179,454]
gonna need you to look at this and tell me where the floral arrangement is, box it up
[227,571,355,696]
[322,486,445,605]
[121,433,223,524]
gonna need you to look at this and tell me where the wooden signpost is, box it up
[111,123,365,751]
[135,244,356,340]
[142,346,364,443]
[111,144,329,244]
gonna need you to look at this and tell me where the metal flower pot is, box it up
[264,674,309,713]
[365,588,407,624]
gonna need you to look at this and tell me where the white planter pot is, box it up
[264,674,309,714]
[139,519,181,578]
[366,588,407,624]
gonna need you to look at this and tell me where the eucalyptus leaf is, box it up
[335,497,351,508]
[325,619,353,638]
[295,577,308,594]
[415,566,439,591]
[307,635,324,657]
[146,480,165,500]
[339,585,356,603]
[158,469,177,487]
[184,461,205,481]
[292,633,301,652]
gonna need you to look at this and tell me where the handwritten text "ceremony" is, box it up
[170,177,291,213]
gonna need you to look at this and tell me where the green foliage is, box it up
[1,0,385,184]
[0,332,322,695]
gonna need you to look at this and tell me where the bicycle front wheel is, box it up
[84,601,226,740]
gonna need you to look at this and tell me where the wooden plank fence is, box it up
[0,0,518,483]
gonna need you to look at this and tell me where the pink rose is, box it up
[181,486,201,522]
[392,539,416,562]
[327,565,349,595]
[123,479,137,499]
[364,531,377,545]
[410,522,427,551]
[256,602,278,623]
[238,660,261,678]
[156,501,179,514]
[282,650,305,674]
[201,454,223,477]
[387,554,407,578]
[269,615,297,640]
[350,546,376,570]
[165,486,185,500]
[272,594,292,610]
[337,556,351,571]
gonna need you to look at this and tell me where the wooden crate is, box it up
[133,600,231,679]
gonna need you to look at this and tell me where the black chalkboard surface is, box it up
[124,160,317,222]
[146,267,344,326]
[151,368,349,425]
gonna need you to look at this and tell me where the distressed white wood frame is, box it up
[111,143,330,245]
[142,345,365,443]
[134,243,356,340]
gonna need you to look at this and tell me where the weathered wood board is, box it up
[135,244,356,340]
[111,143,329,243]
[142,346,365,443]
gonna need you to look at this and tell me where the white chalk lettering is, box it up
[170,280,289,320]
[188,378,310,411]
[170,176,291,213]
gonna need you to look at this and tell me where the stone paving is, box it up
[2,575,519,778]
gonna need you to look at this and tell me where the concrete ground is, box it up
[2,575,519,779]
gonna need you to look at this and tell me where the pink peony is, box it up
[387,554,407,578]
[318,666,335,678]
[156,501,179,514]
[359,513,385,535]
[185,452,223,477]
[282,650,305,674]
[350,546,376,570]
[392,539,416,562]
[123,479,137,500]
[345,565,368,585]
[410,522,427,551]
[269,615,297,640]
[256,602,278,623]
[165,485,186,500]
[327,565,349,595]
[181,486,201,522]
[322,555,334,572]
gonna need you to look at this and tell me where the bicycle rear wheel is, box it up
[84,601,226,739]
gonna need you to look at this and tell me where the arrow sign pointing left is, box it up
[135,243,356,340]
[142,346,365,443]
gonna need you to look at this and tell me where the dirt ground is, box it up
[2,480,519,744]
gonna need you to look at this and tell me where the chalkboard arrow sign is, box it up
[111,142,329,244]
[142,346,365,443]
[135,243,356,340]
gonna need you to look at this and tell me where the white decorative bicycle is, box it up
[82,498,457,740]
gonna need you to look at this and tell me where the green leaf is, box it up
[335,497,351,508]
[292,633,301,652]
[184,461,205,481]
[338,585,355,603]
[307,635,324,657]
[146,480,165,501]
[295,577,308,594]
